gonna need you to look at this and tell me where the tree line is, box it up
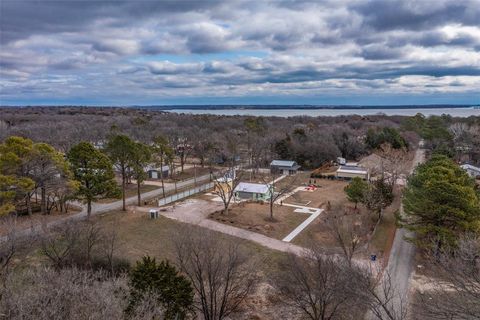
[0,133,179,218]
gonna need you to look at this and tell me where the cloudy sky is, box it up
[1,0,480,106]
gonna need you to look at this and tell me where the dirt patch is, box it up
[284,179,349,209]
[209,202,310,240]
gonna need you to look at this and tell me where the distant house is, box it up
[146,165,169,179]
[234,182,272,201]
[270,160,300,175]
[336,165,369,180]
[213,169,236,194]
[213,154,241,165]
[93,140,105,150]
[461,164,480,179]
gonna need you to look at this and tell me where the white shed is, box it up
[461,164,480,178]
[336,165,369,180]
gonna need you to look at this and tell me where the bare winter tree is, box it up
[0,267,128,320]
[81,221,103,268]
[47,178,78,214]
[271,247,361,320]
[40,220,105,270]
[415,234,480,320]
[40,221,83,269]
[324,204,369,266]
[263,174,297,221]
[212,168,242,216]
[352,265,409,320]
[174,226,256,320]
[377,143,411,188]
[100,218,122,275]
[174,134,192,173]
[0,217,17,285]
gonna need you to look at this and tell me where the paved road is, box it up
[369,146,425,319]
[1,173,213,241]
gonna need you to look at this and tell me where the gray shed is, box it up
[270,160,300,175]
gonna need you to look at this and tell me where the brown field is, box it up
[205,170,399,260]
[10,208,295,319]
[0,205,82,237]
[292,180,401,260]
[209,202,310,240]
[285,179,349,208]
[92,210,287,275]
[207,174,349,242]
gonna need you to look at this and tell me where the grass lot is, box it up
[285,178,349,208]
[206,173,351,242]
[289,179,351,249]
[11,208,288,284]
[291,179,401,260]
[209,202,310,240]
[205,171,399,260]
[97,183,160,203]
[94,210,287,274]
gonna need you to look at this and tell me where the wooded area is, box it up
[1,107,479,320]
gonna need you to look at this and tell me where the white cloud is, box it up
[0,0,479,104]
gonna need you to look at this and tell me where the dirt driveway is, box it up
[155,198,223,224]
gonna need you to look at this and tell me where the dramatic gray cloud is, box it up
[0,0,479,105]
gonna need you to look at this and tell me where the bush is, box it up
[365,127,408,150]
[127,256,194,320]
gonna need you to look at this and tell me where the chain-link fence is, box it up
[157,182,214,206]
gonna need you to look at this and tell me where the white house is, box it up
[461,164,480,179]
[234,182,272,201]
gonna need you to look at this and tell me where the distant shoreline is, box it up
[138,105,479,110]
[1,105,478,111]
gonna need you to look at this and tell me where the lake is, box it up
[166,107,479,118]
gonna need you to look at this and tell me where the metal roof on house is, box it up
[270,160,297,167]
[145,165,170,172]
[234,182,270,194]
[337,166,368,174]
[461,164,480,172]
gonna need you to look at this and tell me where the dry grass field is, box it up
[94,210,287,273]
